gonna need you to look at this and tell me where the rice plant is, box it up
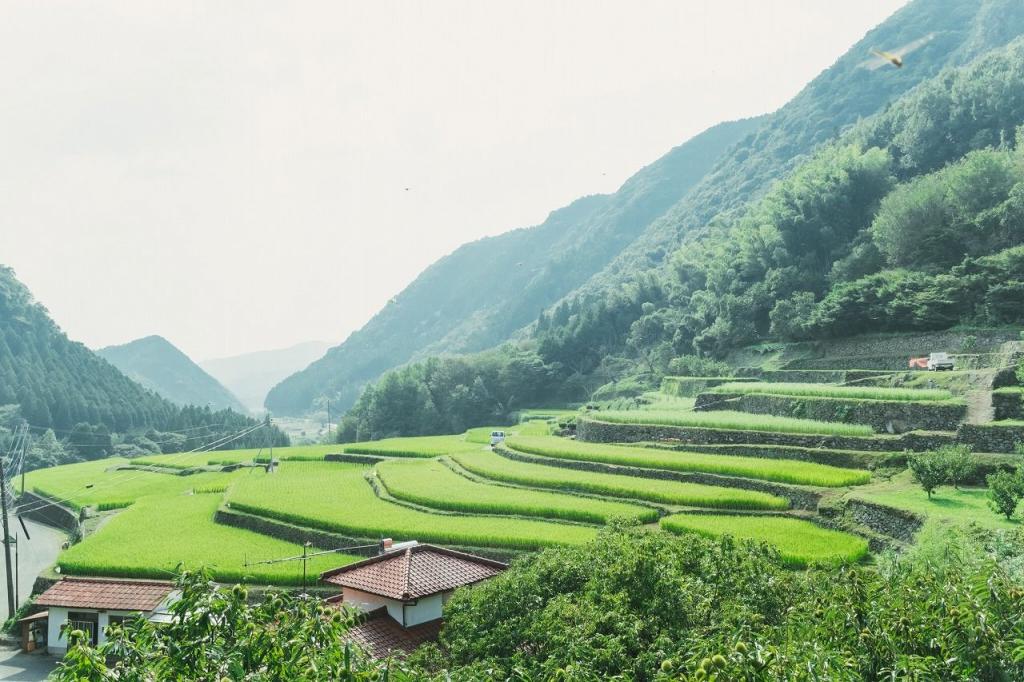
[226,462,598,550]
[343,435,480,458]
[590,409,875,437]
[505,436,871,487]
[706,382,956,402]
[376,458,656,523]
[450,450,789,510]
[660,513,869,568]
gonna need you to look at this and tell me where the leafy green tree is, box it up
[939,444,978,490]
[908,450,947,499]
[987,469,1024,520]
[52,570,407,681]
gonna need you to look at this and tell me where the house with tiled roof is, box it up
[33,577,177,655]
[320,541,506,658]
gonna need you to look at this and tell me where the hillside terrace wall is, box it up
[576,417,955,452]
[992,389,1024,421]
[18,490,80,536]
[660,376,748,397]
[694,392,966,434]
[956,422,1024,453]
[653,443,905,470]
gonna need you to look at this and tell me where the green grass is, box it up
[342,435,481,458]
[992,386,1024,394]
[849,470,1019,530]
[707,382,955,402]
[226,462,598,550]
[590,410,875,437]
[660,514,869,568]
[505,436,870,487]
[376,459,656,523]
[449,449,789,510]
[23,458,239,510]
[58,491,360,585]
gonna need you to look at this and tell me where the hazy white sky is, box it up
[1,0,907,361]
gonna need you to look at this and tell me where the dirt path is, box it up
[966,388,994,424]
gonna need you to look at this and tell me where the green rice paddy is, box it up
[590,410,875,436]
[505,436,871,487]
[342,435,481,458]
[226,462,598,550]
[449,449,789,510]
[660,513,869,568]
[376,458,656,523]
[707,382,956,402]
[58,491,358,585]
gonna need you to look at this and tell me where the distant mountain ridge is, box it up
[98,336,247,413]
[264,116,765,415]
[202,341,332,413]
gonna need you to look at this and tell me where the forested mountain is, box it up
[201,341,331,413]
[337,2,1024,441]
[98,336,247,413]
[266,116,764,415]
[0,266,286,466]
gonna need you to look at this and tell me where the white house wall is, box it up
[46,607,139,655]
[402,593,443,627]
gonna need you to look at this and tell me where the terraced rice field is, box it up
[450,450,789,510]
[342,435,481,458]
[590,410,875,436]
[707,382,956,402]
[226,462,598,550]
[23,458,239,510]
[58,491,359,585]
[660,513,869,568]
[376,459,656,523]
[133,443,342,469]
[505,436,871,487]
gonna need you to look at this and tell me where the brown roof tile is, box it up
[35,577,174,612]
[321,544,505,600]
[345,608,442,659]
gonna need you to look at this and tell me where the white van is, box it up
[489,430,506,446]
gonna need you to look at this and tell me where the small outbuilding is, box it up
[321,542,506,658]
[33,577,177,655]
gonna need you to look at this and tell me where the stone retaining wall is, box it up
[17,491,80,536]
[577,417,954,452]
[216,506,379,555]
[993,390,1024,421]
[842,499,923,543]
[957,423,1024,453]
[495,445,821,510]
[694,392,966,434]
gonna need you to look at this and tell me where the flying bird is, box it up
[861,33,935,71]
[871,48,902,68]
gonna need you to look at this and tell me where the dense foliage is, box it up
[0,266,286,468]
[414,525,1024,680]
[53,570,400,681]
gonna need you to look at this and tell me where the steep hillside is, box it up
[98,336,247,413]
[266,117,763,415]
[0,266,177,431]
[0,266,285,461]
[575,0,1024,295]
[201,341,331,412]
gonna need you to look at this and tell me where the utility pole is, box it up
[326,400,331,435]
[0,455,16,617]
[301,541,311,594]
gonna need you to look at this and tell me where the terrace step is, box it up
[495,446,822,511]
[577,415,956,452]
[637,442,904,470]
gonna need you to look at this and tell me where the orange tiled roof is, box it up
[320,544,505,600]
[35,577,174,612]
[345,608,443,659]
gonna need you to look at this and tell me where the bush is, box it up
[939,444,977,489]
[667,355,733,377]
[908,450,947,499]
[987,469,1024,520]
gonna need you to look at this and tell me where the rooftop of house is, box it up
[34,577,175,612]
[344,607,444,659]
[320,543,506,601]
